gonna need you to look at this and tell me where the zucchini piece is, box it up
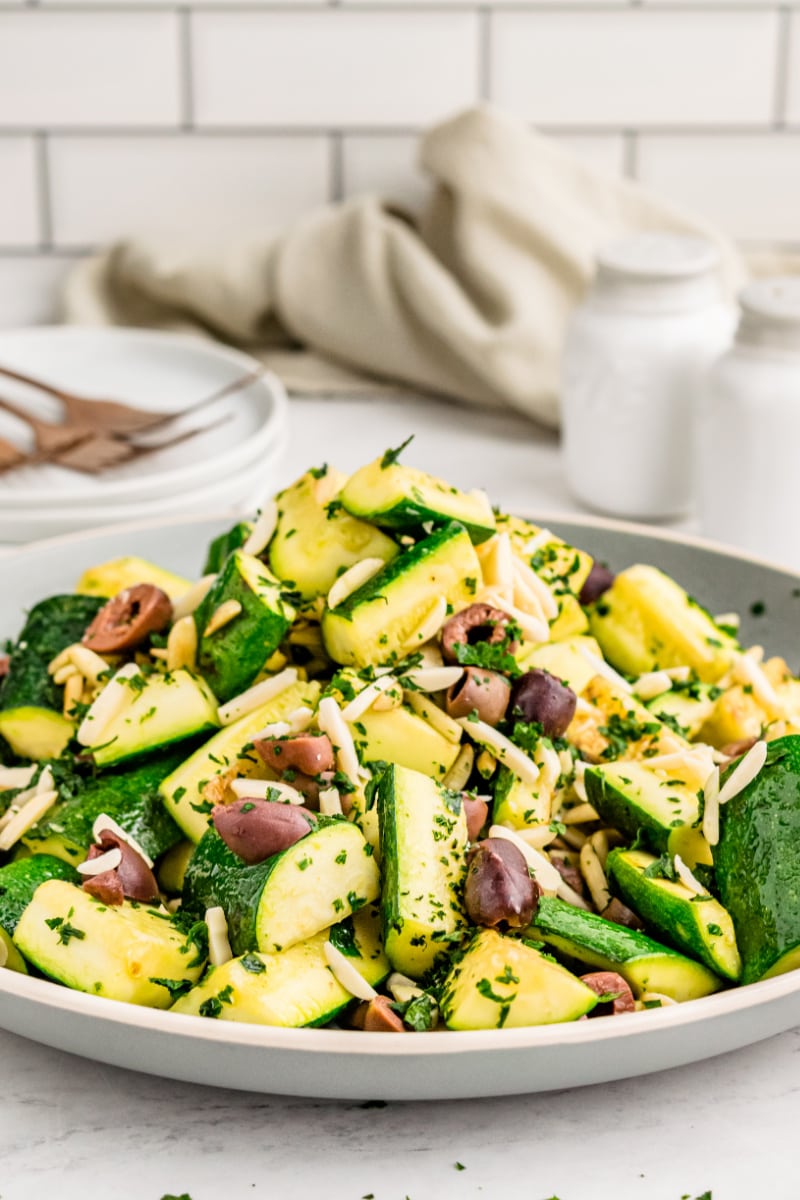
[88,669,219,769]
[340,457,496,545]
[566,675,688,764]
[584,759,712,869]
[183,819,380,956]
[203,521,253,576]
[194,551,295,702]
[647,680,722,740]
[172,906,388,1027]
[13,879,206,1007]
[492,764,551,830]
[533,896,723,1001]
[0,594,104,761]
[270,468,399,601]
[517,635,605,693]
[0,854,79,935]
[157,840,195,896]
[715,735,800,984]
[353,704,461,782]
[0,926,27,973]
[76,556,191,601]
[588,565,738,683]
[22,755,185,866]
[440,928,599,1029]
[377,763,468,979]
[322,522,482,669]
[159,679,320,843]
[494,514,593,641]
[607,848,741,982]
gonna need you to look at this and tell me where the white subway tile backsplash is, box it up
[490,10,778,128]
[191,10,479,128]
[0,12,181,129]
[553,135,626,177]
[342,136,429,210]
[49,136,330,247]
[0,256,74,327]
[0,139,40,248]
[638,135,800,244]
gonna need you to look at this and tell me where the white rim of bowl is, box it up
[0,328,288,507]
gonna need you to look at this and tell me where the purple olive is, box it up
[462,796,489,843]
[581,971,636,1016]
[440,604,517,665]
[446,667,510,727]
[509,669,577,739]
[213,798,316,864]
[464,838,539,929]
[579,563,616,607]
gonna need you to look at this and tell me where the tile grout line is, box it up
[34,131,53,251]
[179,7,194,130]
[622,129,638,178]
[773,5,792,128]
[329,130,344,202]
[478,7,492,101]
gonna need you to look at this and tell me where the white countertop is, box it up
[3,393,797,1200]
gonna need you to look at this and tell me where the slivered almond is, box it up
[577,646,632,693]
[203,599,242,638]
[229,778,305,805]
[404,691,463,744]
[53,664,80,686]
[242,500,279,558]
[512,556,558,621]
[580,840,612,911]
[523,528,555,556]
[702,766,721,847]
[172,574,217,622]
[484,590,549,644]
[62,672,84,719]
[91,813,153,867]
[327,558,386,611]
[323,940,377,1001]
[77,847,122,876]
[317,696,361,786]
[167,615,198,672]
[673,854,708,897]
[77,662,141,748]
[562,802,599,825]
[458,717,539,787]
[633,670,673,700]
[0,765,36,792]
[341,674,402,724]
[717,739,768,806]
[442,744,475,791]
[0,789,58,852]
[217,667,298,726]
[206,906,233,967]
[319,787,343,816]
[401,665,464,692]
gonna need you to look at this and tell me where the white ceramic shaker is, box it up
[561,234,734,519]
[697,277,800,568]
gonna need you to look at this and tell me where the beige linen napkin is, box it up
[64,105,749,429]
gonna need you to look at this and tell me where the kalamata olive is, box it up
[600,896,645,931]
[551,854,586,899]
[83,868,125,906]
[82,584,173,653]
[213,798,316,864]
[440,603,516,665]
[446,667,510,726]
[255,733,335,777]
[462,795,489,842]
[581,970,636,1015]
[82,830,160,905]
[349,995,406,1032]
[509,669,577,738]
[464,838,539,929]
[579,563,616,607]
[718,737,758,764]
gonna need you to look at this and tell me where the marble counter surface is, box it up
[2,392,795,1200]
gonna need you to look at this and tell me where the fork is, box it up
[52,416,231,474]
[0,394,92,456]
[0,362,265,436]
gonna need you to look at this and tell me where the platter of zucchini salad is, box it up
[2,440,800,1100]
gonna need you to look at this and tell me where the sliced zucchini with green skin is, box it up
[584,759,712,869]
[172,906,389,1026]
[322,522,482,669]
[157,840,195,896]
[607,847,741,982]
[353,704,461,782]
[159,679,320,843]
[492,764,550,830]
[89,669,219,769]
[0,594,104,761]
[532,896,723,1001]
[647,680,722,739]
[203,521,253,576]
[377,763,468,979]
[0,854,79,935]
[270,468,399,601]
[13,879,206,1007]
[0,926,28,973]
[183,819,380,956]
[76,556,191,601]
[340,457,496,545]
[715,735,800,984]
[440,928,599,1029]
[22,754,185,866]
[588,565,738,684]
[194,551,295,702]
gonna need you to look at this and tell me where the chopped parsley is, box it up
[380,435,414,469]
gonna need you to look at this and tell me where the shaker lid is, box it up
[597,234,720,281]
[739,278,800,329]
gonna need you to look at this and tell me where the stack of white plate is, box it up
[0,327,289,544]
